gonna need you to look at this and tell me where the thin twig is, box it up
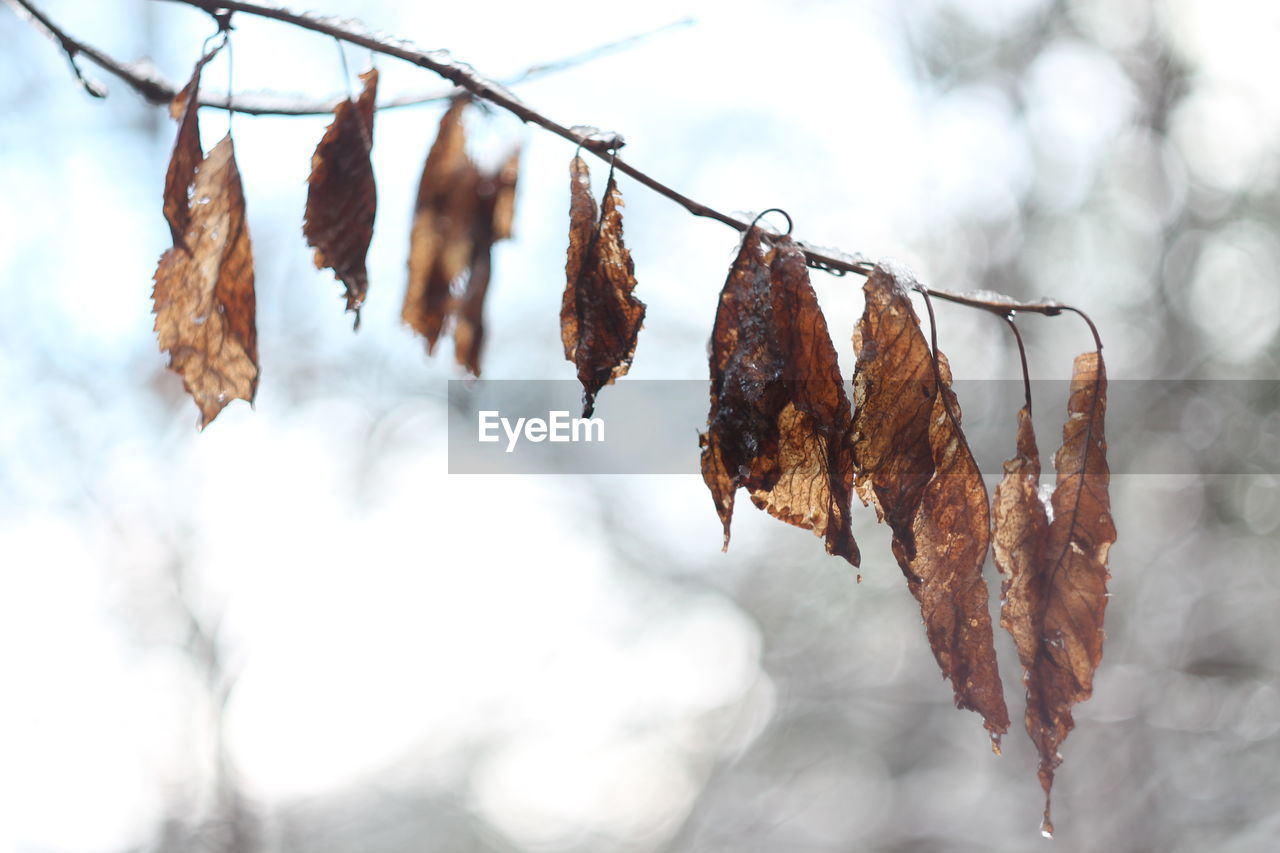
[3,0,691,116]
[6,0,109,97]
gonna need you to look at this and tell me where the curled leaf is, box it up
[163,43,223,247]
[303,67,379,324]
[403,97,478,352]
[995,352,1113,836]
[700,226,858,566]
[153,134,258,428]
[454,149,520,376]
[851,265,1008,741]
[561,155,645,417]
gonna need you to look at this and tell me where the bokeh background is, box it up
[2,0,1279,850]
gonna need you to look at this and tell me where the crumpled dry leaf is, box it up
[303,67,378,325]
[153,134,258,428]
[700,226,859,566]
[403,97,478,352]
[454,148,520,376]
[994,352,1113,836]
[851,264,1008,742]
[561,155,645,417]
[163,43,223,248]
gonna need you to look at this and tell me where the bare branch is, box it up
[11,0,1091,318]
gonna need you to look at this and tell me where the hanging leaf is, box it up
[561,154,645,417]
[851,265,1008,742]
[303,67,379,325]
[454,148,520,376]
[162,43,223,248]
[153,134,258,428]
[994,352,1113,836]
[491,146,520,242]
[700,225,859,565]
[403,97,479,352]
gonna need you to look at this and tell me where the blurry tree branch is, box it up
[3,0,691,115]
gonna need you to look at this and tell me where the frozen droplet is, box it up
[1037,483,1055,522]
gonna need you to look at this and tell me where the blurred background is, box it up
[2,0,1278,850]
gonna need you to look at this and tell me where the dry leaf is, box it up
[454,149,520,375]
[994,352,1113,836]
[851,264,1008,741]
[700,226,859,565]
[163,44,222,247]
[403,97,478,352]
[153,134,258,428]
[303,67,378,324]
[561,155,645,417]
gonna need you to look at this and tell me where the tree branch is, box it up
[11,0,1089,320]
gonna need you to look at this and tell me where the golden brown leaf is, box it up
[163,44,222,248]
[700,226,858,565]
[454,149,519,376]
[851,264,1008,741]
[153,134,258,428]
[994,353,1113,836]
[403,97,479,352]
[491,146,520,242]
[561,155,645,417]
[303,68,379,324]
[994,406,1050,676]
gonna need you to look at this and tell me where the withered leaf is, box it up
[851,265,1008,741]
[403,97,479,353]
[994,352,1113,836]
[303,68,379,324]
[561,155,645,417]
[700,226,859,566]
[163,43,223,248]
[153,134,258,428]
[454,149,520,376]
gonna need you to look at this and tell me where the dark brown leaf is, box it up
[303,67,378,324]
[403,97,478,353]
[700,226,858,566]
[561,155,645,417]
[163,44,223,248]
[851,264,1008,742]
[994,352,1113,836]
[153,134,258,428]
[454,149,519,376]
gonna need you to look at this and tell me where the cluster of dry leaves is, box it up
[151,45,1112,835]
[153,48,518,426]
[693,234,1113,835]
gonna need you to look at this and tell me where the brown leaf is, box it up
[851,264,1008,741]
[561,155,645,417]
[994,352,1113,836]
[303,68,379,324]
[454,149,519,376]
[153,134,258,428]
[491,146,520,242]
[403,97,479,352]
[700,226,858,566]
[163,44,223,248]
